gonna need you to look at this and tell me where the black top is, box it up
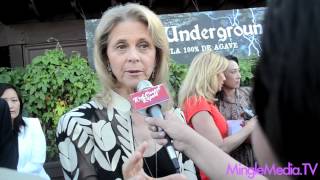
[56,91,199,180]
[0,98,19,169]
[143,147,177,178]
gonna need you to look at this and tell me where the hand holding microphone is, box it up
[129,80,181,173]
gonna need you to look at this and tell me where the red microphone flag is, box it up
[129,84,169,111]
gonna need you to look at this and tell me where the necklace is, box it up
[134,138,158,178]
[222,90,241,120]
[131,111,159,178]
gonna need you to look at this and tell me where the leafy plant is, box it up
[0,67,26,87]
[239,57,258,86]
[169,60,188,105]
[6,49,99,161]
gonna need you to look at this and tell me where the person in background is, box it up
[0,98,19,170]
[56,3,198,180]
[0,83,50,180]
[218,55,253,121]
[178,51,256,180]
[216,54,256,167]
[127,0,320,180]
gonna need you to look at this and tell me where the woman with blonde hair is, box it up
[178,51,256,180]
[56,3,198,180]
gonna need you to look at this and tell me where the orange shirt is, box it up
[183,96,228,138]
[182,96,229,180]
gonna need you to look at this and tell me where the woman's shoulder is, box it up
[22,117,41,126]
[182,96,214,118]
[184,95,208,104]
[238,86,252,96]
[63,100,104,117]
[57,100,105,134]
[21,117,45,137]
[238,87,253,105]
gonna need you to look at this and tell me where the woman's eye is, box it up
[116,44,127,50]
[231,70,239,74]
[138,43,149,49]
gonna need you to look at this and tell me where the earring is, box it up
[107,64,112,72]
[151,71,155,81]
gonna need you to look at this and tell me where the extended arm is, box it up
[145,112,266,180]
[191,111,255,153]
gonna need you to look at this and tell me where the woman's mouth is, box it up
[126,70,143,75]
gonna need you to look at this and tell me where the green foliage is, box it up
[169,61,188,105]
[239,57,258,86]
[1,49,99,161]
[0,67,26,88]
[21,49,99,160]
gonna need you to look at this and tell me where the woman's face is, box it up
[1,88,20,120]
[217,72,226,91]
[223,61,241,89]
[106,20,156,91]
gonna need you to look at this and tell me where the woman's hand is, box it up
[122,142,148,180]
[246,116,257,131]
[243,116,257,144]
[145,111,194,152]
[122,141,186,180]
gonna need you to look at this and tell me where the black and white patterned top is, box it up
[56,91,198,180]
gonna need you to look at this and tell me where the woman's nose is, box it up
[7,101,14,109]
[127,48,140,63]
[237,72,241,79]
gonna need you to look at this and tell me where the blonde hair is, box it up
[178,51,229,106]
[93,3,170,106]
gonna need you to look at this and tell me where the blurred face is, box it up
[223,61,241,89]
[107,20,156,91]
[1,88,20,120]
[217,72,226,91]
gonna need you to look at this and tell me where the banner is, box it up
[85,7,266,65]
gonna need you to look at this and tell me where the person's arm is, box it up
[191,111,255,153]
[181,129,265,180]
[145,112,267,180]
[56,114,98,180]
[21,118,48,177]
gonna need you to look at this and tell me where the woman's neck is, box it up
[131,111,162,157]
[222,88,236,102]
[115,87,135,100]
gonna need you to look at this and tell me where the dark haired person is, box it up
[218,54,253,122]
[217,54,256,167]
[0,83,50,179]
[126,0,320,179]
[0,98,18,170]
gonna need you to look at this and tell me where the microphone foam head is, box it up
[136,80,153,91]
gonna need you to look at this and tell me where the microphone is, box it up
[130,80,180,173]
